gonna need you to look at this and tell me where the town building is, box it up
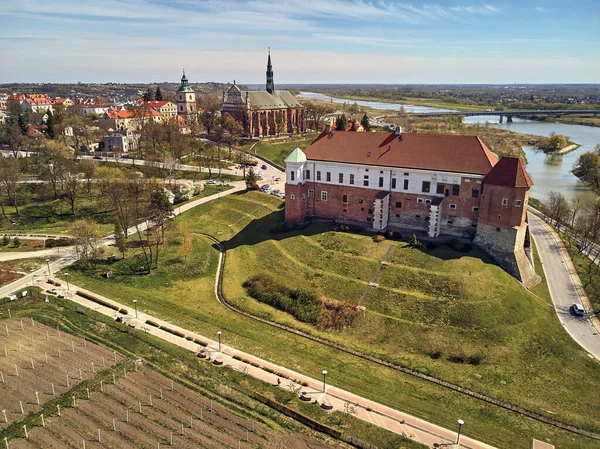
[21,97,54,113]
[73,103,115,116]
[102,129,138,153]
[98,108,161,131]
[222,51,305,137]
[284,127,539,287]
[144,100,177,120]
[176,71,197,118]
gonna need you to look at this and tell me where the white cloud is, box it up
[535,7,548,13]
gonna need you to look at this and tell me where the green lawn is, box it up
[242,133,318,166]
[63,191,600,449]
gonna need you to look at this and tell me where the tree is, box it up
[574,149,600,190]
[198,94,222,134]
[361,113,371,131]
[220,113,243,154]
[546,133,568,150]
[335,114,347,131]
[155,86,163,101]
[114,221,127,259]
[63,168,80,215]
[245,167,259,189]
[0,157,21,216]
[177,222,194,260]
[78,159,96,193]
[96,166,140,238]
[136,188,173,272]
[46,110,55,139]
[40,140,71,199]
[544,191,570,229]
[142,88,154,102]
[11,237,20,248]
[71,219,103,267]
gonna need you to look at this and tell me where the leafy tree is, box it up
[136,188,173,272]
[46,109,55,139]
[335,114,347,131]
[0,157,21,215]
[198,94,222,134]
[142,88,154,102]
[155,86,163,101]
[40,140,71,199]
[71,219,103,267]
[361,113,370,131]
[114,221,127,259]
[546,133,568,150]
[219,113,243,154]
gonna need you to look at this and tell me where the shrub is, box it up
[119,308,128,315]
[373,235,386,243]
[410,234,422,247]
[45,237,74,248]
[185,336,194,341]
[76,290,120,312]
[146,320,160,328]
[317,299,360,331]
[1,235,9,246]
[194,338,208,347]
[243,274,321,324]
[159,325,185,338]
[171,180,195,204]
[11,237,20,248]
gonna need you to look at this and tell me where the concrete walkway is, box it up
[30,278,495,449]
[529,214,600,358]
[0,247,74,262]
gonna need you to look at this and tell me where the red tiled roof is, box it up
[106,109,160,119]
[483,157,533,187]
[144,101,172,108]
[304,130,498,175]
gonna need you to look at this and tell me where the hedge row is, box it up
[76,290,122,313]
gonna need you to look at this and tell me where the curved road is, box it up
[529,214,600,358]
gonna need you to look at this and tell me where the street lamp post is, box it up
[322,370,328,393]
[45,259,51,278]
[217,331,222,352]
[133,300,138,319]
[64,273,70,291]
[456,419,464,445]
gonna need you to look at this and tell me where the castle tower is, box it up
[266,49,274,94]
[474,157,540,288]
[176,70,196,117]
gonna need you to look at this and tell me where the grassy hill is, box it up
[65,191,600,449]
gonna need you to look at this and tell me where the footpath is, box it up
[31,278,495,449]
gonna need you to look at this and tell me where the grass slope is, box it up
[65,191,600,449]
[242,134,318,167]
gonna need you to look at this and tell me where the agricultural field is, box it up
[64,191,600,449]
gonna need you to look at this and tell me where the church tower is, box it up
[176,70,196,117]
[266,49,274,94]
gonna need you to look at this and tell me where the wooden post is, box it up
[73,396,76,408]
[86,388,90,399]
[57,405,60,416]
[160,388,163,400]
[91,362,95,373]
[171,380,174,391]
[72,341,75,352]
[123,367,127,378]
[45,352,48,364]
[102,356,105,368]
[82,440,85,449]
[98,428,101,443]
[0,371,4,383]
[79,368,82,381]
[181,422,184,435]
[149,395,152,407]
[20,401,24,414]
[138,401,142,414]
[4,325,8,337]
[200,407,203,420]
[83,337,86,348]
[14,365,18,377]
[3,436,6,449]
[58,345,61,358]
[51,383,55,396]
[113,418,116,431]
[113,351,117,362]
[210,399,213,411]
[31,358,34,370]
[2,410,7,423]
[22,425,27,439]
[100,380,103,392]
[190,415,193,428]
[126,408,129,423]
[113,373,116,385]
[30,317,34,327]
[35,391,40,405]
[20,319,23,331]
[57,326,60,337]
[41,413,45,427]
[170,431,173,446]
[66,374,70,388]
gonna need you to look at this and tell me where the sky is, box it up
[0,0,599,84]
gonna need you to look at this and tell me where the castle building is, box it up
[176,70,196,117]
[222,50,305,137]
[284,127,539,287]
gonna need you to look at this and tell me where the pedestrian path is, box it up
[33,278,496,449]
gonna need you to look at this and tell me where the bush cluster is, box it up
[243,274,321,324]
[45,237,74,248]
[76,290,120,312]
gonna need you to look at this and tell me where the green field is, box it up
[64,191,600,449]
[242,133,318,166]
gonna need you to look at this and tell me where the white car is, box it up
[205,179,216,185]
[260,184,271,192]
[571,303,585,316]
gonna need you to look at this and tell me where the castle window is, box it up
[378,177,384,188]
[395,202,402,208]
[422,181,431,193]
[425,199,431,204]
[326,172,331,182]
[436,183,445,194]
[290,194,295,200]
[452,184,460,196]
[343,209,347,213]
[472,206,479,212]
[496,227,501,232]
[350,174,355,185]
[403,179,409,190]
[363,178,369,187]
[189,95,192,100]
[290,171,295,181]
[391,178,397,189]
[308,189,314,198]
[396,214,400,217]
[368,209,373,214]
[404,172,409,176]
[472,188,480,198]
[342,194,348,204]
[449,204,457,209]
[515,200,522,207]
[447,220,453,226]
[502,198,508,206]
[498,215,501,220]
[321,191,328,201]
[417,198,424,204]
[339,173,344,183]
[415,215,421,218]
[317,171,321,181]
[305,169,310,180]
[361,207,364,211]
[358,199,364,204]
[380,171,383,174]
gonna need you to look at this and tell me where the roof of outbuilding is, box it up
[303,130,499,175]
[483,157,533,187]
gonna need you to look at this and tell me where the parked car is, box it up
[571,303,585,316]
[261,164,268,170]
[270,189,281,195]
[276,192,285,199]
[274,177,281,182]
[93,155,103,160]
[260,184,271,192]
[205,179,216,185]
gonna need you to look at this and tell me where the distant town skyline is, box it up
[1,0,599,84]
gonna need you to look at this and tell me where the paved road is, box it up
[0,247,74,262]
[29,278,496,449]
[529,214,600,358]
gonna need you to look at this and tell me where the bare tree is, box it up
[0,157,21,216]
[71,219,103,267]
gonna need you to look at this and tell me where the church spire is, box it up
[266,48,274,94]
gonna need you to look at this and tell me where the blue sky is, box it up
[0,0,598,84]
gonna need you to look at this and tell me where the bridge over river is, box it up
[389,109,600,123]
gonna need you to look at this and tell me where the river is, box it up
[298,92,599,201]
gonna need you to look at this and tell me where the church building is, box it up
[222,51,305,137]
[176,70,196,118]
[284,127,540,287]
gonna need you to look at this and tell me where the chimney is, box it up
[324,124,331,134]
[394,126,401,136]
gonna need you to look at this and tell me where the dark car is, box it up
[93,155,103,160]
[261,164,267,170]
